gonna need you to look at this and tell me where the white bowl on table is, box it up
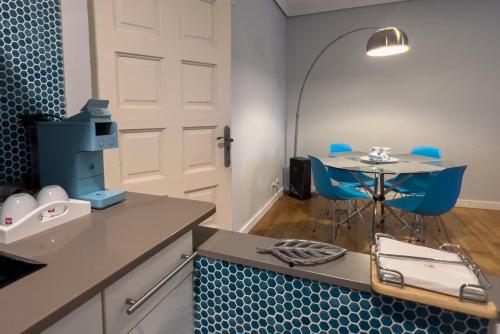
[37,185,69,219]
[0,193,38,226]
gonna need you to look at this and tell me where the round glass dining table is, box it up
[321,151,459,244]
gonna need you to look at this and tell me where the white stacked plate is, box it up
[360,156,399,164]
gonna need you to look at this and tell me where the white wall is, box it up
[286,0,500,207]
[231,0,287,231]
[61,0,92,116]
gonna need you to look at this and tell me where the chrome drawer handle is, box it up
[125,252,197,315]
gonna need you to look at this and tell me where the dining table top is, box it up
[321,151,462,175]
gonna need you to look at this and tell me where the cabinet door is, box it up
[104,231,193,334]
[129,273,193,334]
[42,294,103,334]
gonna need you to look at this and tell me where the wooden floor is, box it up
[250,194,500,276]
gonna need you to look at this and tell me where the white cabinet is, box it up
[42,231,195,334]
[104,231,194,334]
[42,294,103,334]
[491,321,500,334]
[129,273,194,334]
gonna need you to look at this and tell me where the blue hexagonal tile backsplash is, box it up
[194,257,489,334]
[0,0,66,183]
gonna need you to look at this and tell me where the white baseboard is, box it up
[456,199,500,210]
[239,188,283,233]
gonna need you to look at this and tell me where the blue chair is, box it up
[309,155,371,241]
[328,143,375,188]
[385,146,442,195]
[412,146,442,159]
[384,166,466,243]
[329,143,353,156]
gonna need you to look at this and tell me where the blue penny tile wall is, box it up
[193,257,489,334]
[0,0,66,183]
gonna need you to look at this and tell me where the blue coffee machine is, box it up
[37,99,125,209]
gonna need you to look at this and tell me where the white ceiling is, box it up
[275,0,409,16]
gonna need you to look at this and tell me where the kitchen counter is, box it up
[0,192,215,334]
[198,230,500,319]
[198,229,371,292]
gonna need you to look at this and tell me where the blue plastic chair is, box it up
[384,166,466,243]
[309,156,371,241]
[328,143,375,188]
[412,146,442,159]
[385,146,442,195]
[329,143,353,156]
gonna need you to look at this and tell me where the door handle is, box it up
[216,137,234,143]
[217,126,233,167]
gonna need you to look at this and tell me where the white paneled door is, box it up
[89,0,231,229]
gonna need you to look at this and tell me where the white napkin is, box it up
[377,237,479,296]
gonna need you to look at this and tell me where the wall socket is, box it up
[271,178,281,191]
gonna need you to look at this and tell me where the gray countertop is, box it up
[198,230,371,292]
[198,230,500,319]
[0,192,215,334]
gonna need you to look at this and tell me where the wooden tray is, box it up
[370,250,497,319]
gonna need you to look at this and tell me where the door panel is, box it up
[181,61,217,112]
[89,0,231,228]
[115,0,161,35]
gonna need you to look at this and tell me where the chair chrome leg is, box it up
[332,201,337,242]
[346,201,352,230]
[420,215,425,244]
[409,214,417,243]
[385,206,410,233]
[333,201,371,244]
[371,200,377,243]
[411,214,425,244]
[354,199,364,222]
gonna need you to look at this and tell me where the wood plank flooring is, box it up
[250,194,500,276]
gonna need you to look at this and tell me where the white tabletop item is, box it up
[365,147,398,163]
[377,237,480,297]
[0,187,91,244]
[37,185,69,219]
[1,193,38,226]
[361,156,399,164]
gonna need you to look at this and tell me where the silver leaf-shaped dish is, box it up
[256,239,347,266]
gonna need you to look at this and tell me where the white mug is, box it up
[369,147,381,160]
[1,193,38,226]
[381,147,391,160]
[37,185,69,219]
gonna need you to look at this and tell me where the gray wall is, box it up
[286,0,500,205]
[232,0,287,231]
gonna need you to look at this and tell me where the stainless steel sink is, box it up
[0,252,46,289]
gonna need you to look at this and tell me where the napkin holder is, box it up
[374,233,491,304]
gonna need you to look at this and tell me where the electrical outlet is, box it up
[271,178,281,193]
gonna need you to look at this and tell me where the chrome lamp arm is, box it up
[292,27,379,158]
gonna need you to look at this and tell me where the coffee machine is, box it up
[37,99,125,209]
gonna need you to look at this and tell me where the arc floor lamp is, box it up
[289,27,410,199]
